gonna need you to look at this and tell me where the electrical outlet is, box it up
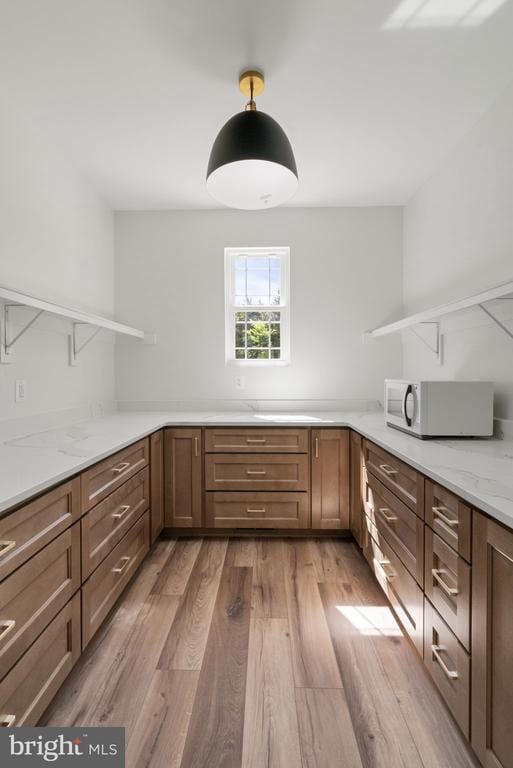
[235,375,246,390]
[15,379,26,402]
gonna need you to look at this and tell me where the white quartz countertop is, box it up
[1,410,513,530]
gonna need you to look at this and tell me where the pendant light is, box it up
[206,70,298,210]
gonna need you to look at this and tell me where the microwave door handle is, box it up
[402,384,413,427]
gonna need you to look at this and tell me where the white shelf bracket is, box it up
[409,322,443,364]
[0,305,45,364]
[69,323,102,366]
[478,303,513,342]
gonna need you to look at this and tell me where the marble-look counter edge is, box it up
[1,411,512,532]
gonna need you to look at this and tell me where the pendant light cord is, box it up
[246,77,256,111]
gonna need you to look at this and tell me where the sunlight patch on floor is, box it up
[336,605,403,637]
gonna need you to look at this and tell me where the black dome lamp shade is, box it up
[206,70,298,210]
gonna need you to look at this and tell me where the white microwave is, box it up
[384,380,494,438]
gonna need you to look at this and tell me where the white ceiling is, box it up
[1,0,513,209]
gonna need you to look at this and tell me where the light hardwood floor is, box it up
[42,537,479,768]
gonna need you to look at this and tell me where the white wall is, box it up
[403,81,513,422]
[0,102,115,421]
[115,207,403,407]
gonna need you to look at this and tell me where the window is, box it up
[225,246,290,364]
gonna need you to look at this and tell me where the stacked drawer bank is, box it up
[358,436,512,768]
[0,433,164,726]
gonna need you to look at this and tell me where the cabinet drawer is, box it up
[0,594,80,727]
[81,467,149,579]
[0,479,80,581]
[425,480,471,562]
[205,454,309,492]
[365,473,424,586]
[82,511,150,647]
[424,599,470,737]
[0,523,80,678]
[80,438,149,512]
[363,440,424,517]
[364,514,424,655]
[205,492,309,529]
[425,528,471,651]
[205,428,308,454]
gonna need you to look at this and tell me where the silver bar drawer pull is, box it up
[0,714,16,727]
[0,541,16,558]
[112,556,131,574]
[247,508,266,514]
[0,620,16,642]
[432,568,459,596]
[379,463,399,476]
[112,504,131,519]
[246,438,266,444]
[431,644,459,680]
[112,461,131,474]
[377,558,397,581]
[246,470,266,476]
[379,508,398,523]
[432,507,459,527]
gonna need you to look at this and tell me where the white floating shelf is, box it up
[0,284,146,364]
[366,279,513,338]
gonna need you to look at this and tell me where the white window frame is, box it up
[224,246,290,366]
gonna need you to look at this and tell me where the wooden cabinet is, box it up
[164,428,202,528]
[350,431,363,545]
[424,599,470,737]
[205,427,308,454]
[0,523,80,678]
[80,438,149,512]
[0,478,80,581]
[311,429,350,529]
[205,453,309,492]
[150,431,164,543]
[81,467,149,579]
[425,527,470,650]
[205,492,309,529]
[425,480,471,562]
[82,511,150,647]
[0,594,81,727]
[363,440,424,517]
[363,514,424,655]
[365,472,424,586]
[472,511,513,768]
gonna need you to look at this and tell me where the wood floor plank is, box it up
[157,538,228,670]
[42,541,176,725]
[225,537,258,567]
[284,541,342,689]
[242,618,302,768]
[295,688,364,768]
[252,540,288,619]
[180,566,253,768]
[309,539,363,583]
[151,538,202,596]
[126,670,199,768]
[320,580,424,768]
[67,595,179,730]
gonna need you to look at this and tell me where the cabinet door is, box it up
[350,431,363,545]
[311,429,350,529]
[472,511,513,768]
[164,428,202,528]
[150,431,164,543]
